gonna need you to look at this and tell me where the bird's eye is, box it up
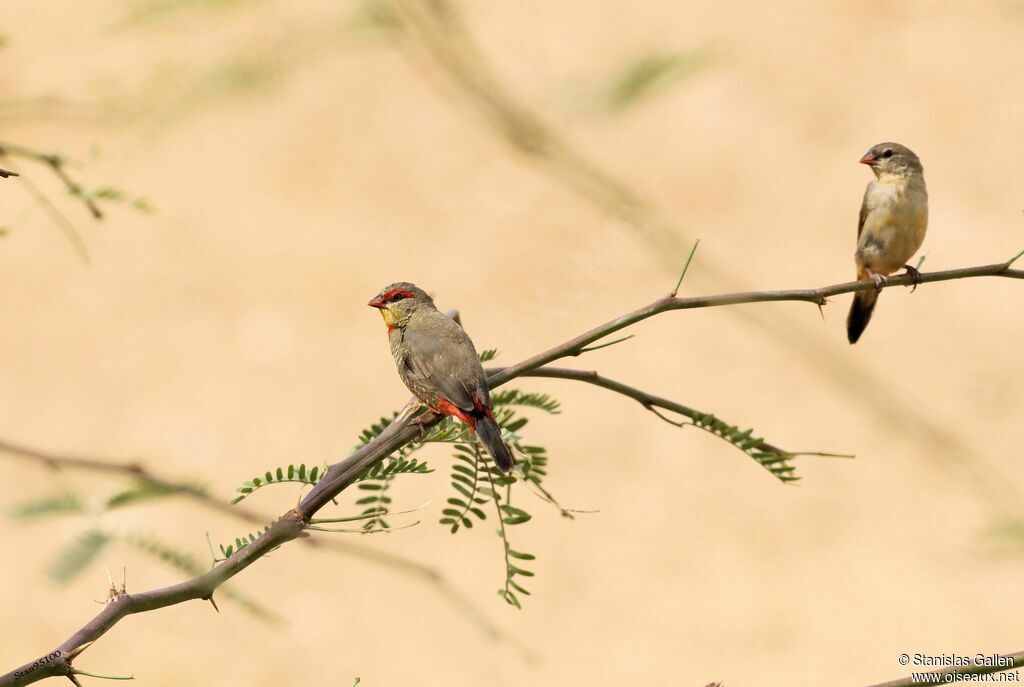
[388,292,407,303]
[881,149,893,159]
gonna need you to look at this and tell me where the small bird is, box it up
[847,142,929,344]
[368,282,514,472]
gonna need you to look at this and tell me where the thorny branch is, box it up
[1,259,1021,685]
[0,437,506,642]
[505,366,796,456]
[488,257,1024,387]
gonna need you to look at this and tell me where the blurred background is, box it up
[1,1,1022,684]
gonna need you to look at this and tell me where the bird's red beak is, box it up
[859,151,879,166]
[367,295,386,309]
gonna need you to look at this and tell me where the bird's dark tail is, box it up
[847,289,878,344]
[475,414,514,472]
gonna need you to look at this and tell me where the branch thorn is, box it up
[670,238,700,297]
[63,645,90,663]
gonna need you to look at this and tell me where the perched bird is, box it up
[847,141,929,344]
[368,282,514,472]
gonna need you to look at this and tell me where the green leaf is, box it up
[105,480,183,510]
[10,492,84,519]
[500,505,532,525]
[345,0,402,33]
[599,49,709,112]
[48,530,111,583]
[508,579,532,595]
[230,463,327,504]
[490,389,561,414]
[503,417,528,434]
[499,589,521,609]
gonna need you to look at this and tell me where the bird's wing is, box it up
[857,185,870,238]
[403,311,486,411]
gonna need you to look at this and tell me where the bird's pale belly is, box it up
[857,211,927,275]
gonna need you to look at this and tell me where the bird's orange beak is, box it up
[367,295,386,309]
[859,151,879,166]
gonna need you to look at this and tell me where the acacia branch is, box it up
[3,259,1020,685]
[0,437,506,641]
[489,257,1023,386]
[508,366,792,454]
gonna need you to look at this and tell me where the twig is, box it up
[7,168,91,263]
[2,260,1020,685]
[0,141,101,218]
[0,140,102,263]
[488,258,1024,388]
[0,436,504,641]
[574,334,634,355]
[671,238,701,297]
[506,366,788,457]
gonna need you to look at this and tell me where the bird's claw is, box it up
[408,406,435,438]
[903,264,923,292]
[870,273,887,293]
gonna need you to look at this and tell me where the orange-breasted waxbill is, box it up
[368,282,515,472]
[847,142,929,344]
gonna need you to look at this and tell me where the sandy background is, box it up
[1,1,1022,685]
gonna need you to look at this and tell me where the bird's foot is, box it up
[870,272,888,293]
[407,404,435,437]
[903,264,923,292]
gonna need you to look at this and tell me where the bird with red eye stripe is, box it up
[367,282,515,472]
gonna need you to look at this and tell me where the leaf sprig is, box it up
[690,413,799,482]
[231,462,328,504]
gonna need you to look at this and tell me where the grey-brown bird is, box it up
[368,282,514,472]
[847,142,929,344]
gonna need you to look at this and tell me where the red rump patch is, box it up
[472,391,495,421]
[435,392,493,430]
[436,397,476,428]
